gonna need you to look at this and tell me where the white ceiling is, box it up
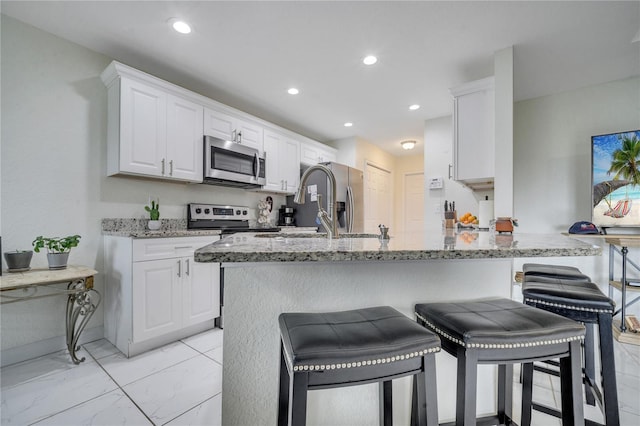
[2,1,639,156]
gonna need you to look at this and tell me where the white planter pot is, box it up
[47,252,70,270]
[148,220,161,230]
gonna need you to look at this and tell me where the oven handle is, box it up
[253,153,260,180]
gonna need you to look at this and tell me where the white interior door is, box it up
[404,172,425,233]
[364,162,392,233]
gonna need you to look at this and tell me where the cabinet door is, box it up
[203,108,236,141]
[119,79,166,176]
[262,131,282,191]
[166,94,204,182]
[282,138,300,193]
[300,141,337,166]
[453,89,494,181]
[236,119,264,153]
[183,258,220,327]
[132,259,182,342]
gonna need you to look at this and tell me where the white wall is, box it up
[0,15,285,359]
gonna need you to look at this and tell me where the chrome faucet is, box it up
[294,164,339,238]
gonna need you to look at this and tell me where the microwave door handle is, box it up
[253,153,260,180]
[346,186,354,232]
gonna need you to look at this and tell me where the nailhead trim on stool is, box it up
[414,298,586,426]
[278,306,441,426]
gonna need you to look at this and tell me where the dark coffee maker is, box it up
[278,206,295,226]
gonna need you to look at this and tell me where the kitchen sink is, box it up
[254,233,380,239]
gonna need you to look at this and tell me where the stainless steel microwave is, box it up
[203,135,266,188]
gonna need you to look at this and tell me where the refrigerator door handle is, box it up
[346,185,354,233]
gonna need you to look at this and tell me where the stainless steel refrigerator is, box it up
[286,162,364,233]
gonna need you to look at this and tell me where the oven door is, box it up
[204,136,266,187]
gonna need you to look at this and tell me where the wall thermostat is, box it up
[429,176,444,190]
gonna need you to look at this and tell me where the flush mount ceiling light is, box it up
[287,88,299,95]
[344,122,353,127]
[169,19,192,34]
[401,140,416,150]
[362,55,377,65]
[409,104,420,111]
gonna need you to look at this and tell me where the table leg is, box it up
[621,246,628,333]
[66,279,101,364]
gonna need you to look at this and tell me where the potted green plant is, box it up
[4,249,33,271]
[32,235,81,270]
[145,200,161,230]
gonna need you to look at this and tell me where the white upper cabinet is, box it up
[300,140,337,166]
[204,108,263,154]
[101,62,204,183]
[450,76,495,190]
[262,129,300,193]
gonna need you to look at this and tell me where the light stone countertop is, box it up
[194,230,602,263]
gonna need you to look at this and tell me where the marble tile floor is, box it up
[1,328,223,426]
[1,326,639,425]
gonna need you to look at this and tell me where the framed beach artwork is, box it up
[592,129,640,228]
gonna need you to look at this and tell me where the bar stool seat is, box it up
[278,306,441,426]
[523,277,619,425]
[523,262,591,282]
[414,298,586,426]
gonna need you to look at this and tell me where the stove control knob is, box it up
[242,210,248,216]
[195,208,202,214]
[236,210,241,215]
[204,208,211,214]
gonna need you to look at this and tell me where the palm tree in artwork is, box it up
[605,133,640,217]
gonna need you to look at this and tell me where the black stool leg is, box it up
[521,363,534,426]
[584,323,596,406]
[379,380,392,426]
[456,347,479,426]
[598,312,620,426]
[289,371,309,426]
[412,354,439,426]
[559,340,585,426]
[278,343,290,426]
[497,364,514,424]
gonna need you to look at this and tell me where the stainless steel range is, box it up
[187,203,279,234]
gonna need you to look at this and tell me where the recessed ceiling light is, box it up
[401,140,416,150]
[344,122,353,127]
[287,88,299,95]
[409,104,421,111]
[362,55,377,65]
[170,19,192,34]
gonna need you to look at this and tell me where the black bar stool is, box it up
[278,306,441,426]
[522,275,619,425]
[414,297,585,426]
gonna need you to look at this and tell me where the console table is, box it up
[604,236,640,344]
[0,265,101,364]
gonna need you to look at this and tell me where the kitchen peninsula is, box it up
[194,231,600,425]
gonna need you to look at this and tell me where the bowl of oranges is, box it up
[457,212,479,228]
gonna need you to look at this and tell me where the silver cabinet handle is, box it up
[186,259,190,276]
[238,131,242,144]
[232,129,237,142]
[161,158,166,175]
[448,164,453,180]
[177,259,181,277]
[169,160,173,176]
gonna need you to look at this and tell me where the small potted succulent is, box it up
[145,200,161,230]
[32,234,81,270]
[4,249,33,271]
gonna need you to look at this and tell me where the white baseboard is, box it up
[1,326,104,368]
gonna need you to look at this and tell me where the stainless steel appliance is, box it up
[203,135,266,188]
[187,203,279,234]
[286,162,364,232]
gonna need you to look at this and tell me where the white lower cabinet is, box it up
[104,235,220,357]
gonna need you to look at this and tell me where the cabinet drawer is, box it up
[133,236,219,262]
